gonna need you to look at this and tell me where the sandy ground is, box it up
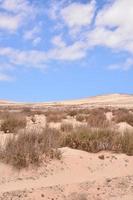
[0,147,133,199]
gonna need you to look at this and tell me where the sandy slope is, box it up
[1,93,133,108]
[0,147,133,199]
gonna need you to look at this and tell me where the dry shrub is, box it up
[61,126,133,155]
[61,122,73,132]
[46,110,67,122]
[113,109,133,126]
[21,107,32,116]
[115,132,133,155]
[87,109,108,128]
[0,111,10,120]
[67,110,78,117]
[76,114,88,122]
[21,108,46,116]
[1,113,26,133]
[67,109,90,116]
[79,109,90,115]
[61,126,115,153]
[0,128,62,169]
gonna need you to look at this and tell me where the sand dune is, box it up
[0,147,133,199]
[0,93,133,108]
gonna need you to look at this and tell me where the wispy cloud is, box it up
[60,1,95,28]
[0,0,133,81]
[109,58,133,71]
[23,25,42,46]
[0,72,13,81]
[0,0,36,32]
[88,0,133,53]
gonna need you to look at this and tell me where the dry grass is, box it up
[0,112,26,133]
[67,110,78,117]
[0,128,61,169]
[87,109,108,128]
[113,109,133,126]
[0,128,62,169]
[46,110,67,122]
[61,126,133,155]
[60,122,73,132]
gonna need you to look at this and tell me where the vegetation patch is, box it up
[0,128,62,169]
[61,126,133,155]
[113,109,133,126]
[0,113,26,133]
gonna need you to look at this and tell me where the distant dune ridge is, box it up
[0,93,133,108]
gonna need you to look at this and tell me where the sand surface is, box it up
[0,147,133,199]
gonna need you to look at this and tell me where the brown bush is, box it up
[115,132,133,155]
[61,126,133,155]
[67,110,78,117]
[87,109,108,128]
[76,114,88,122]
[46,111,67,122]
[113,109,133,126]
[60,122,73,132]
[1,113,27,133]
[61,126,115,153]
[0,128,62,169]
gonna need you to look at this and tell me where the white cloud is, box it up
[24,26,40,40]
[61,1,95,28]
[88,0,133,54]
[1,0,34,16]
[49,41,87,60]
[1,0,133,76]
[0,40,87,72]
[51,35,66,48]
[24,26,41,45]
[0,0,36,32]
[0,13,21,31]
[0,47,48,69]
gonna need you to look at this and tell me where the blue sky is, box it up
[0,0,133,102]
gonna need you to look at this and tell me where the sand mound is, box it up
[0,147,133,199]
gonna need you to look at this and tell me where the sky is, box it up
[0,0,133,102]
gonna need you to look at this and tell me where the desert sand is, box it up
[0,147,133,199]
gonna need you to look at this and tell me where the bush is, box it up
[46,111,67,122]
[0,128,62,169]
[113,109,133,126]
[76,114,88,122]
[115,132,133,155]
[87,109,108,128]
[1,113,26,133]
[67,110,78,117]
[61,127,115,153]
[61,126,133,155]
[60,122,73,132]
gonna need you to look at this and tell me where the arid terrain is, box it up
[0,94,133,200]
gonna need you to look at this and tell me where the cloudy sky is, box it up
[0,0,133,102]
